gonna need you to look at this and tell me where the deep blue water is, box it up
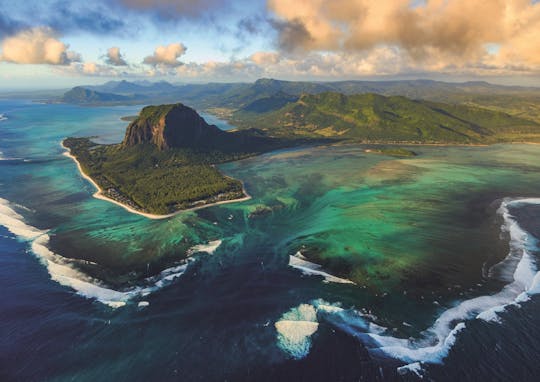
[1,99,540,381]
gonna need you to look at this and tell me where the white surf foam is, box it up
[318,198,540,372]
[0,197,197,308]
[275,303,319,359]
[397,362,424,378]
[0,198,45,239]
[275,299,387,359]
[187,240,222,256]
[0,113,7,121]
[280,198,540,372]
[289,252,355,284]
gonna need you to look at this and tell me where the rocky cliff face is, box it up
[123,103,223,149]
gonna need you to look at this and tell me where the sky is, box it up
[1,0,540,89]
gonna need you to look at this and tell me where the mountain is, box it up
[59,78,540,124]
[231,92,540,143]
[240,91,298,113]
[63,103,297,215]
[183,78,540,123]
[61,86,133,104]
[210,79,327,108]
[122,103,294,153]
[87,80,177,94]
[123,103,225,149]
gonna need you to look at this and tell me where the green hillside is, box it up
[231,92,540,143]
[58,78,540,125]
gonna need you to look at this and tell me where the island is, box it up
[364,147,417,157]
[63,103,292,217]
[63,90,540,218]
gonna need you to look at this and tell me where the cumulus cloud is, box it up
[105,47,127,66]
[267,0,540,70]
[58,61,127,77]
[143,42,187,67]
[82,62,100,74]
[250,51,280,65]
[0,26,80,65]
[174,49,403,81]
[175,59,263,79]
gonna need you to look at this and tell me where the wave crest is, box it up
[277,198,540,373]
[0,197,214,308]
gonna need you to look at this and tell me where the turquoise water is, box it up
[1,99,540,380]
[199,111,236,131]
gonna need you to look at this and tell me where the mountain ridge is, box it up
[231,91,540,143]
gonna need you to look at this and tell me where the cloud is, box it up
[267,0,540,70]
[0,10,24,38]
[0,1,126,36]
[269,18,313,53]
[105,47,127,66]
[58,61,128,77]
[50,1,126,35]
[250,51,280,65]
[173,49,400,81]
[0,27,80,65]
[82,62,100,74]
[143,43,187,67]
[118,0,227,18]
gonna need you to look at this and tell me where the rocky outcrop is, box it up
[122,103,224,150]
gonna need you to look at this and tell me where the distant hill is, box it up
[231,92,540,143]
[88,80,177,94]
[240,91,298,113]
[58,78,540,124]
[188,78,540,124]
[61,86,137,104]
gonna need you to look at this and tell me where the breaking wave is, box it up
[275,198,540,374]
[0,197,218,308]
[289,251,355,284]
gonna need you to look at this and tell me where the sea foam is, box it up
[289,252,355,284]
[187,240,222,256]
[352,198,539,368]
[278,198,540,372]
[275,303,319,359]
[0,197,217,308]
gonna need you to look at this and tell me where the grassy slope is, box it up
[231,92,540,143]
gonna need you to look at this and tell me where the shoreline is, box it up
[330,141,491,148]
[61,142,252,220]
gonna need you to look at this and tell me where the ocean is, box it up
[1,99,539,381]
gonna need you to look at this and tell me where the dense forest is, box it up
[63,138,249,215]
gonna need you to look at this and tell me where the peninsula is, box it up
[63,91,540,218]
[63,103,290,217]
